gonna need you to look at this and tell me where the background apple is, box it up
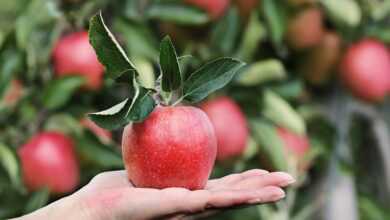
[122,106,217,190]
[201,96,249,161]
[340,39,390,102]
[277,127,310,160]
[1,79,23,106]
[18,132,80,194]
[185,0,230,20]
[286,7,324,50]
[52,31,104,90]
[80,118,112,144]
[235,0,259,20]
[302,31,342,85]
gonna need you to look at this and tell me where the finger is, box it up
[231,172,295,190]
[83,170,132,191]
[207,186,285,208]
[116,187,210,219]
[240,169,270,178]
[206,169,269,189]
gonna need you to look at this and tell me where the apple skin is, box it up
[340,39,390,102]
[52,31,104,90]
[302,31,342,85]
[286,7,324,50]
[80,118,112,144]
[200,96,249,161]
[235,0,259,19]
[18,132,80,194]
[185,0,230,20]
[1,79,23,106]
[122,106,217,190]
[277,127,310,159]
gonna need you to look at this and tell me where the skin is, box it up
[200,96,249,161]
[14,169,295,220]
[123,106,217,190]
[340,38,390,102]
[52,31,104,90]
[18,132,80,194]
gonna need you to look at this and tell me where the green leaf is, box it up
[320,0,361,27]
[23,188,49,214]
[262,90,306,135]
[236,59,286,86]
[89,99,132,130]
[236,11,267,61]
[0,50,23,100]
[146,4,209,25]
[261,0,287,47]
[269,79,303,100]
[183,58,245,103]
[211,7,240,54]
[42,76,84,110]
[251,120,287,171]
[125,85,157,122]
[133,58,156,89]
[89,82,156,130]
[15,0,60,49]
[0,143,21,188]
[160,36,182,92]
[114,19,159,61]
[366,25,390,44]
[75,131,123,168]
[44,114,83,136]
[89,12,138,79]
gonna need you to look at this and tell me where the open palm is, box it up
[73,169,295,220]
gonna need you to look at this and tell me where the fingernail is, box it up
[282,177,296,187]
[276,173,295,187]
[273,190,286,200]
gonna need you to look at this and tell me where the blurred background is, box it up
[0,0,390,219]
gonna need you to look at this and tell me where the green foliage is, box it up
[183,58,245,103]
[261,0,287,48]
[160,36,182,92]
[89,12,138,79]
[1,0,389,219]
[42,76,85,110]
[262,90,306,135]
[236,59,286,86]
[145,3,209,25]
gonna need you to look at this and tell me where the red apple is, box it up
[302,31,342,85]
[235,0,259,19]
[200,96,249,161]
[1,79,23,106]
[80,118,112,144]
[340,39,390,102]
[52,31,104,90]
[286,7,324,50]
[185,0,230,20]
[18,132,80,194]
[277,127,310,159]
[122,106,217,190]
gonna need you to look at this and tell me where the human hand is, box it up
[17,169,295,220]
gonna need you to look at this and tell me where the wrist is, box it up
[14,193,95,220]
